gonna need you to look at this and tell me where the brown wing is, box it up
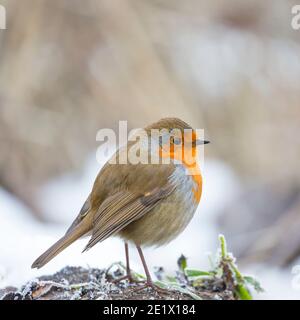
[65,154,175,238]
[83,183,175,251]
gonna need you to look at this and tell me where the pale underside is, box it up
[118,165,199,247]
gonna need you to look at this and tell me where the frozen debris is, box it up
[0,264,236,300]
[0,286,18,300]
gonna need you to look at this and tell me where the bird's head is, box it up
[145,118,209,165]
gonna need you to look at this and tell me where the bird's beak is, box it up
[195,139,210,145]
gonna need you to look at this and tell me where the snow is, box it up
[0,152,299,299]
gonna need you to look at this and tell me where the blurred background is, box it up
[0,0,300,299]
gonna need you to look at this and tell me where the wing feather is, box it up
[83,183,175,251]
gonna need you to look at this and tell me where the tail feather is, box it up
[31,220,91,269]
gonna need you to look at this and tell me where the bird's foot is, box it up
[131,280,171,296]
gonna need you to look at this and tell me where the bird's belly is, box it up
[118,167,199,246]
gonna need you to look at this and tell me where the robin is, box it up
[32,118,209,291]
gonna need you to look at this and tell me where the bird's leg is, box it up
[133,245,170,294]
[136,245,152,285]
[112,242,134,283]
[124,242,134,282]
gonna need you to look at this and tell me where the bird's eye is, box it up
[172,137,181,145]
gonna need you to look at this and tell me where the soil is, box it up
[0,265,236,300]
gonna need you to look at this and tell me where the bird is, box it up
[31,117,209,291]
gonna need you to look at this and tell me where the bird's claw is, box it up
[130,281,171,295]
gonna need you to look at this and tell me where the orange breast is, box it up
[160,147,203,203]
[183,161,203,203]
